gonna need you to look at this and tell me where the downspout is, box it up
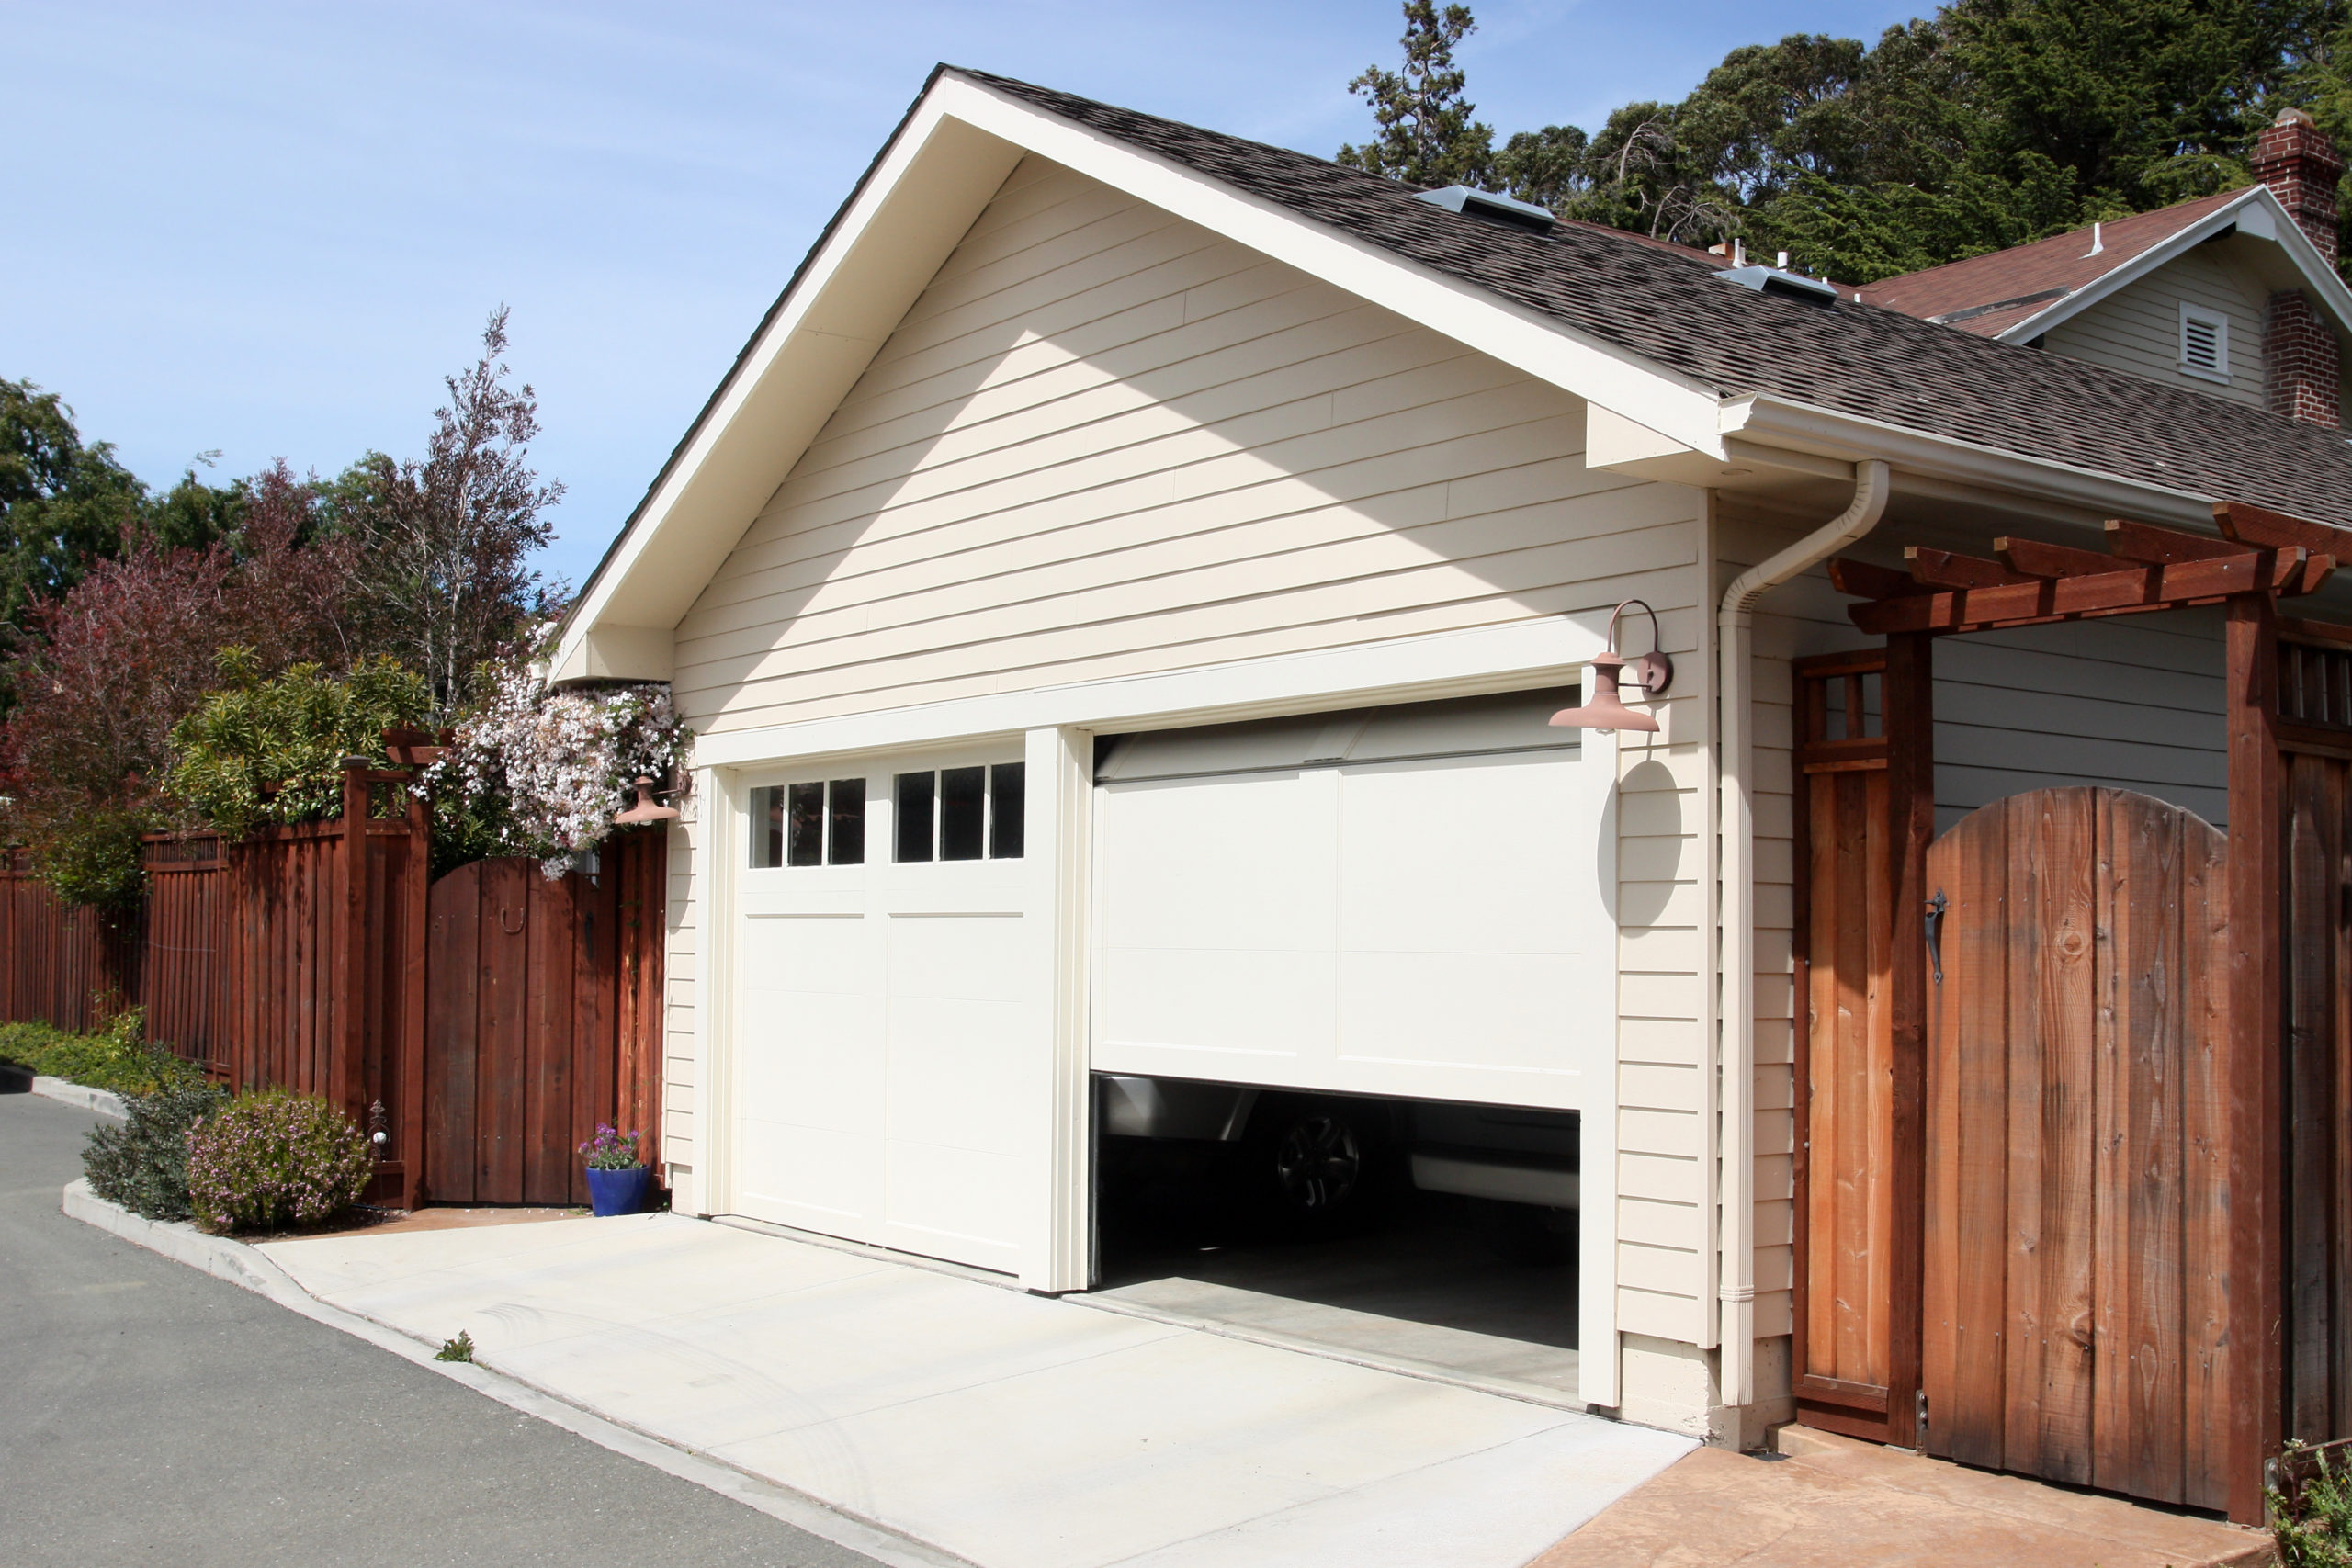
[1716,457,1890,1418]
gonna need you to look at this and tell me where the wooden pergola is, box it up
[1789,498,2352,1524]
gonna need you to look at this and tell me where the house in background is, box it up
[555,70,2352,1524]
[1860,107,2352,428]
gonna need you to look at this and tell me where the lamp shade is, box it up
[614,776,681,825]
[1549,652,1659,734]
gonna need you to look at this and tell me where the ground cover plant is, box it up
[0,1008,200,1097]
[2274,1440,2352,1566]
[184,1089,374,1234]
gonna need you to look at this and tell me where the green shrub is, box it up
[0,1007,201,1097]
[185,1089,375,1234]
[2275,1441,2352,1567]
[83,1078,231,1220]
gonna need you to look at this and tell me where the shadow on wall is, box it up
[672,159,1703,722]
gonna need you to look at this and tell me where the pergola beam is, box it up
[1830,503,2341,637]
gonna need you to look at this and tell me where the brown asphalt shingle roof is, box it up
[1854,193,2245,335]
[962,70,2352,530]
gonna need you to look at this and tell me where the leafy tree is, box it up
[1338,1,1498,188]
[0,379,144,641]
[166,654,430,840]
[336,307,562,723]
[0,463,359,908]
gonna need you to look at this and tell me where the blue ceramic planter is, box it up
[585,1164,653,1216]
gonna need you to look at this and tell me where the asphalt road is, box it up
[0,1089,888,1568]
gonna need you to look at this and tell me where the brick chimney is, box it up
[2253,107,2342,264]
[2254,108,2345,427]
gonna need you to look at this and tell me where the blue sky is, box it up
[6,1,1919,591]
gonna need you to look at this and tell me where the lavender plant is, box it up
[578,1123,643,1171]
[184,1089,374,1234]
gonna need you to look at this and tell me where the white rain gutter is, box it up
[1715,457,1890,1415]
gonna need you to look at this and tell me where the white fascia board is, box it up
[553,98,1026,683]
[688,613,1611,773]
[933,75,1726,457]
[1995,186,2352,345]
[1722,393,2220,528]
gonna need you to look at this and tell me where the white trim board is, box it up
[686,614,1614,773]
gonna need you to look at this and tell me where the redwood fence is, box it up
[0,761,665,1209]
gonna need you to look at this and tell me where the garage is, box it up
[730,744,1039,1276]
[1087,687,1613,1400]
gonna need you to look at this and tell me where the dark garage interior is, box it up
[1088,1073,1581,1404]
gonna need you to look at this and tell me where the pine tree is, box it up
[1337,1,1497,188]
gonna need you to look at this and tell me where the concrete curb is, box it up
[32,1078,128,1118]
[60,1179,973,1568]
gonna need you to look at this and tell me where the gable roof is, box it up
[963,71,2352,525]
[557,68,2352,682]
[1852,185,2352,345]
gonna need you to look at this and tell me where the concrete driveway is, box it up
[262,1213,1692,1568]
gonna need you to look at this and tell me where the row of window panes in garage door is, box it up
[751,764,1024,868]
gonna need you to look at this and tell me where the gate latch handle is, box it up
[1927,890,1947,985]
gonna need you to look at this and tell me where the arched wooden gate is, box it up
[424,837,666,1207]
[1919,788,2231,1511]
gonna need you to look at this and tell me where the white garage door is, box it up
[731,748,1037,1274]
[1093,688,1608,1110]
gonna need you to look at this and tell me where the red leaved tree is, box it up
[0,462,357,908]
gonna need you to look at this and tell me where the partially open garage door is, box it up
[731,748,1036,1275]
[1093,688,1608,1111]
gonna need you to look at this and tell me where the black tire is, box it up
[1470,1198,1577,1266]
[1244,1097,1384,1232]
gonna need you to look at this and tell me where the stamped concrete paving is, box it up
[262,1213,1692,1568]
[1529,1425,2272,1568]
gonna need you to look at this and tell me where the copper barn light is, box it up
[614,776,681,825]
[1550,599,1673,735]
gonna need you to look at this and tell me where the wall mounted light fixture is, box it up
[1549,599,1673,735]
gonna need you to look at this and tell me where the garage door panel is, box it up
[1098,945,1336,1066]
[1335,950,1584,1080]
[1100,773,1334,951]
[738,989,886,1134]
[883,1144,1025,1264]
[746,912,881,995]
[737,1120,875,1224]
[887,912,1028,1002]
[887,998,1033,1155]
[1338,756,1581,953]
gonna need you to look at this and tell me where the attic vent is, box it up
[1414,185,1557,234]
[2178,302,2230,382]
[1713,264,1840,306]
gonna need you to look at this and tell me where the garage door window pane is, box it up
[941,766,986,860]
[751,786,784,868]
[895,772,935,862]
[828,778,865,864]
[786,782,824,866]
[989,762,1024,859]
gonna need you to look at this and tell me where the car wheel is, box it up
[1247,1099,1383,1230]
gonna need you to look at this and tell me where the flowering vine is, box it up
[424,625,690,877]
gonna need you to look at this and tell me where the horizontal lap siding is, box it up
[662,154,1712,1348]
[2042,250,2268,409]
[672,157,1696,732]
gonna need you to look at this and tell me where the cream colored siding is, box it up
[1616,706,1712,1348]
[2041,247,2269,407]
[672,158,1693,733]
[1935,611,2227,829]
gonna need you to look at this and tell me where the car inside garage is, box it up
[1083,687,1606,1402]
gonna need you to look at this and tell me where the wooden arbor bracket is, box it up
[1827,502,2345,638]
